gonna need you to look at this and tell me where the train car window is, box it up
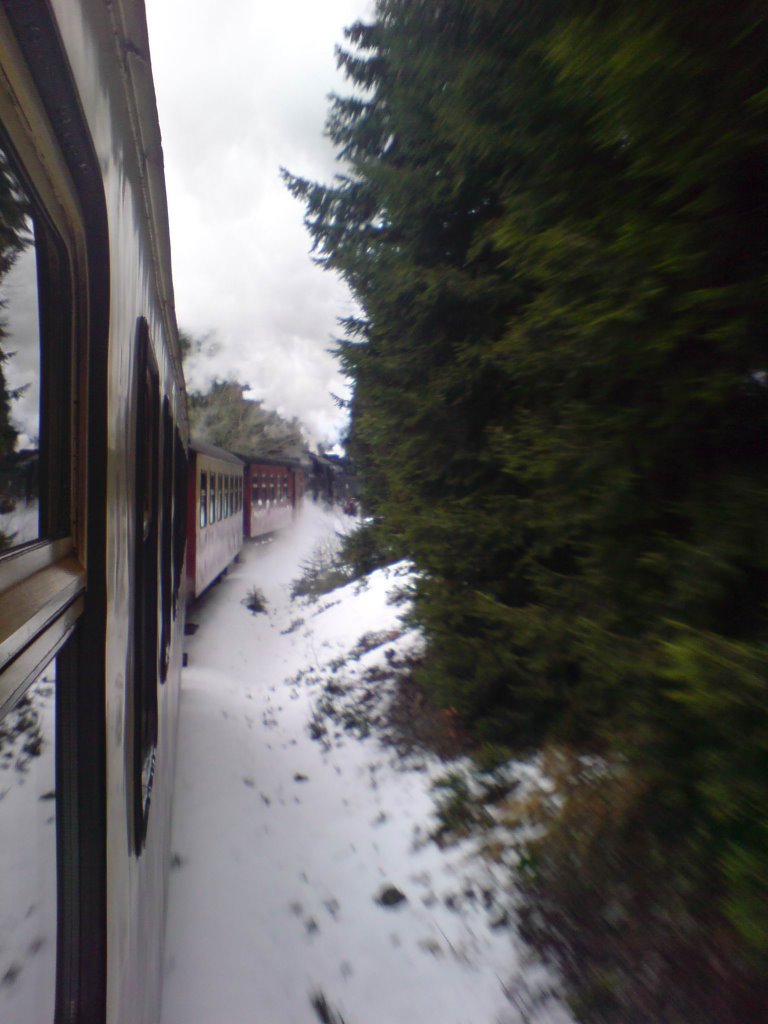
[0,68,95,1022]
[217,473,222,521]
[209,472,216,525]
[160,399,172,682]
[0,142,71,554]
[173,429,186,605]
[0,149,41,550]
[225,474,230,518]
[132,321,159,852]
[252,476,258,505]
[199,471,207,528]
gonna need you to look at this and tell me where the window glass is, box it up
[160,400,172,682]
[199,471,207,528]
[216,473,222,521]
[173,430,186,603]
[0,149,41,549]
[209,473,216,524]
[133,326,159,850]
[0,664,57,1024]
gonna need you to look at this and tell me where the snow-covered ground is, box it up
[0,673,57,1024]
[161,503,572,1024]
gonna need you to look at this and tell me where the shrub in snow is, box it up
[243,586,268,614]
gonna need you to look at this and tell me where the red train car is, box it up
[243,458,305,540]
[187,441,244,599]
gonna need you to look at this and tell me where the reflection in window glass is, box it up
[0,665,56,1023]
[199,471,207,528]
[0,149,41,549]
[209,473,215,525]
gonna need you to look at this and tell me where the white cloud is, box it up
[146,0,373,447]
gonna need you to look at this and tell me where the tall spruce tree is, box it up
[284,0,768,957]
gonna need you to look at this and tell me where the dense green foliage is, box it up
[284,0,768,965]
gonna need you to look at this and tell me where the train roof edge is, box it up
[189,438,246,465]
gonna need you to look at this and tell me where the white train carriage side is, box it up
[187,440,244,599]
[0,3,187,1023]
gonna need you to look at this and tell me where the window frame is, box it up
[0,9,104,1018]
[0,98,87,718]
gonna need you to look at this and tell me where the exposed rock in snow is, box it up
[374,884,407,908]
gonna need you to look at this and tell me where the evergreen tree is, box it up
[284,0,768,961]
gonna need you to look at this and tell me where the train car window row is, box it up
[132,321,159,850]
[249,471,293,506]
[198,470,243,527]
[131,320,188,849]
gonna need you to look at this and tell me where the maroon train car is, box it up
[187,441,244,599]
[243,458,305,540]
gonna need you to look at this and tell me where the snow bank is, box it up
[161,502,571,1024]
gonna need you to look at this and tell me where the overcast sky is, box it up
[145,0,374,447]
